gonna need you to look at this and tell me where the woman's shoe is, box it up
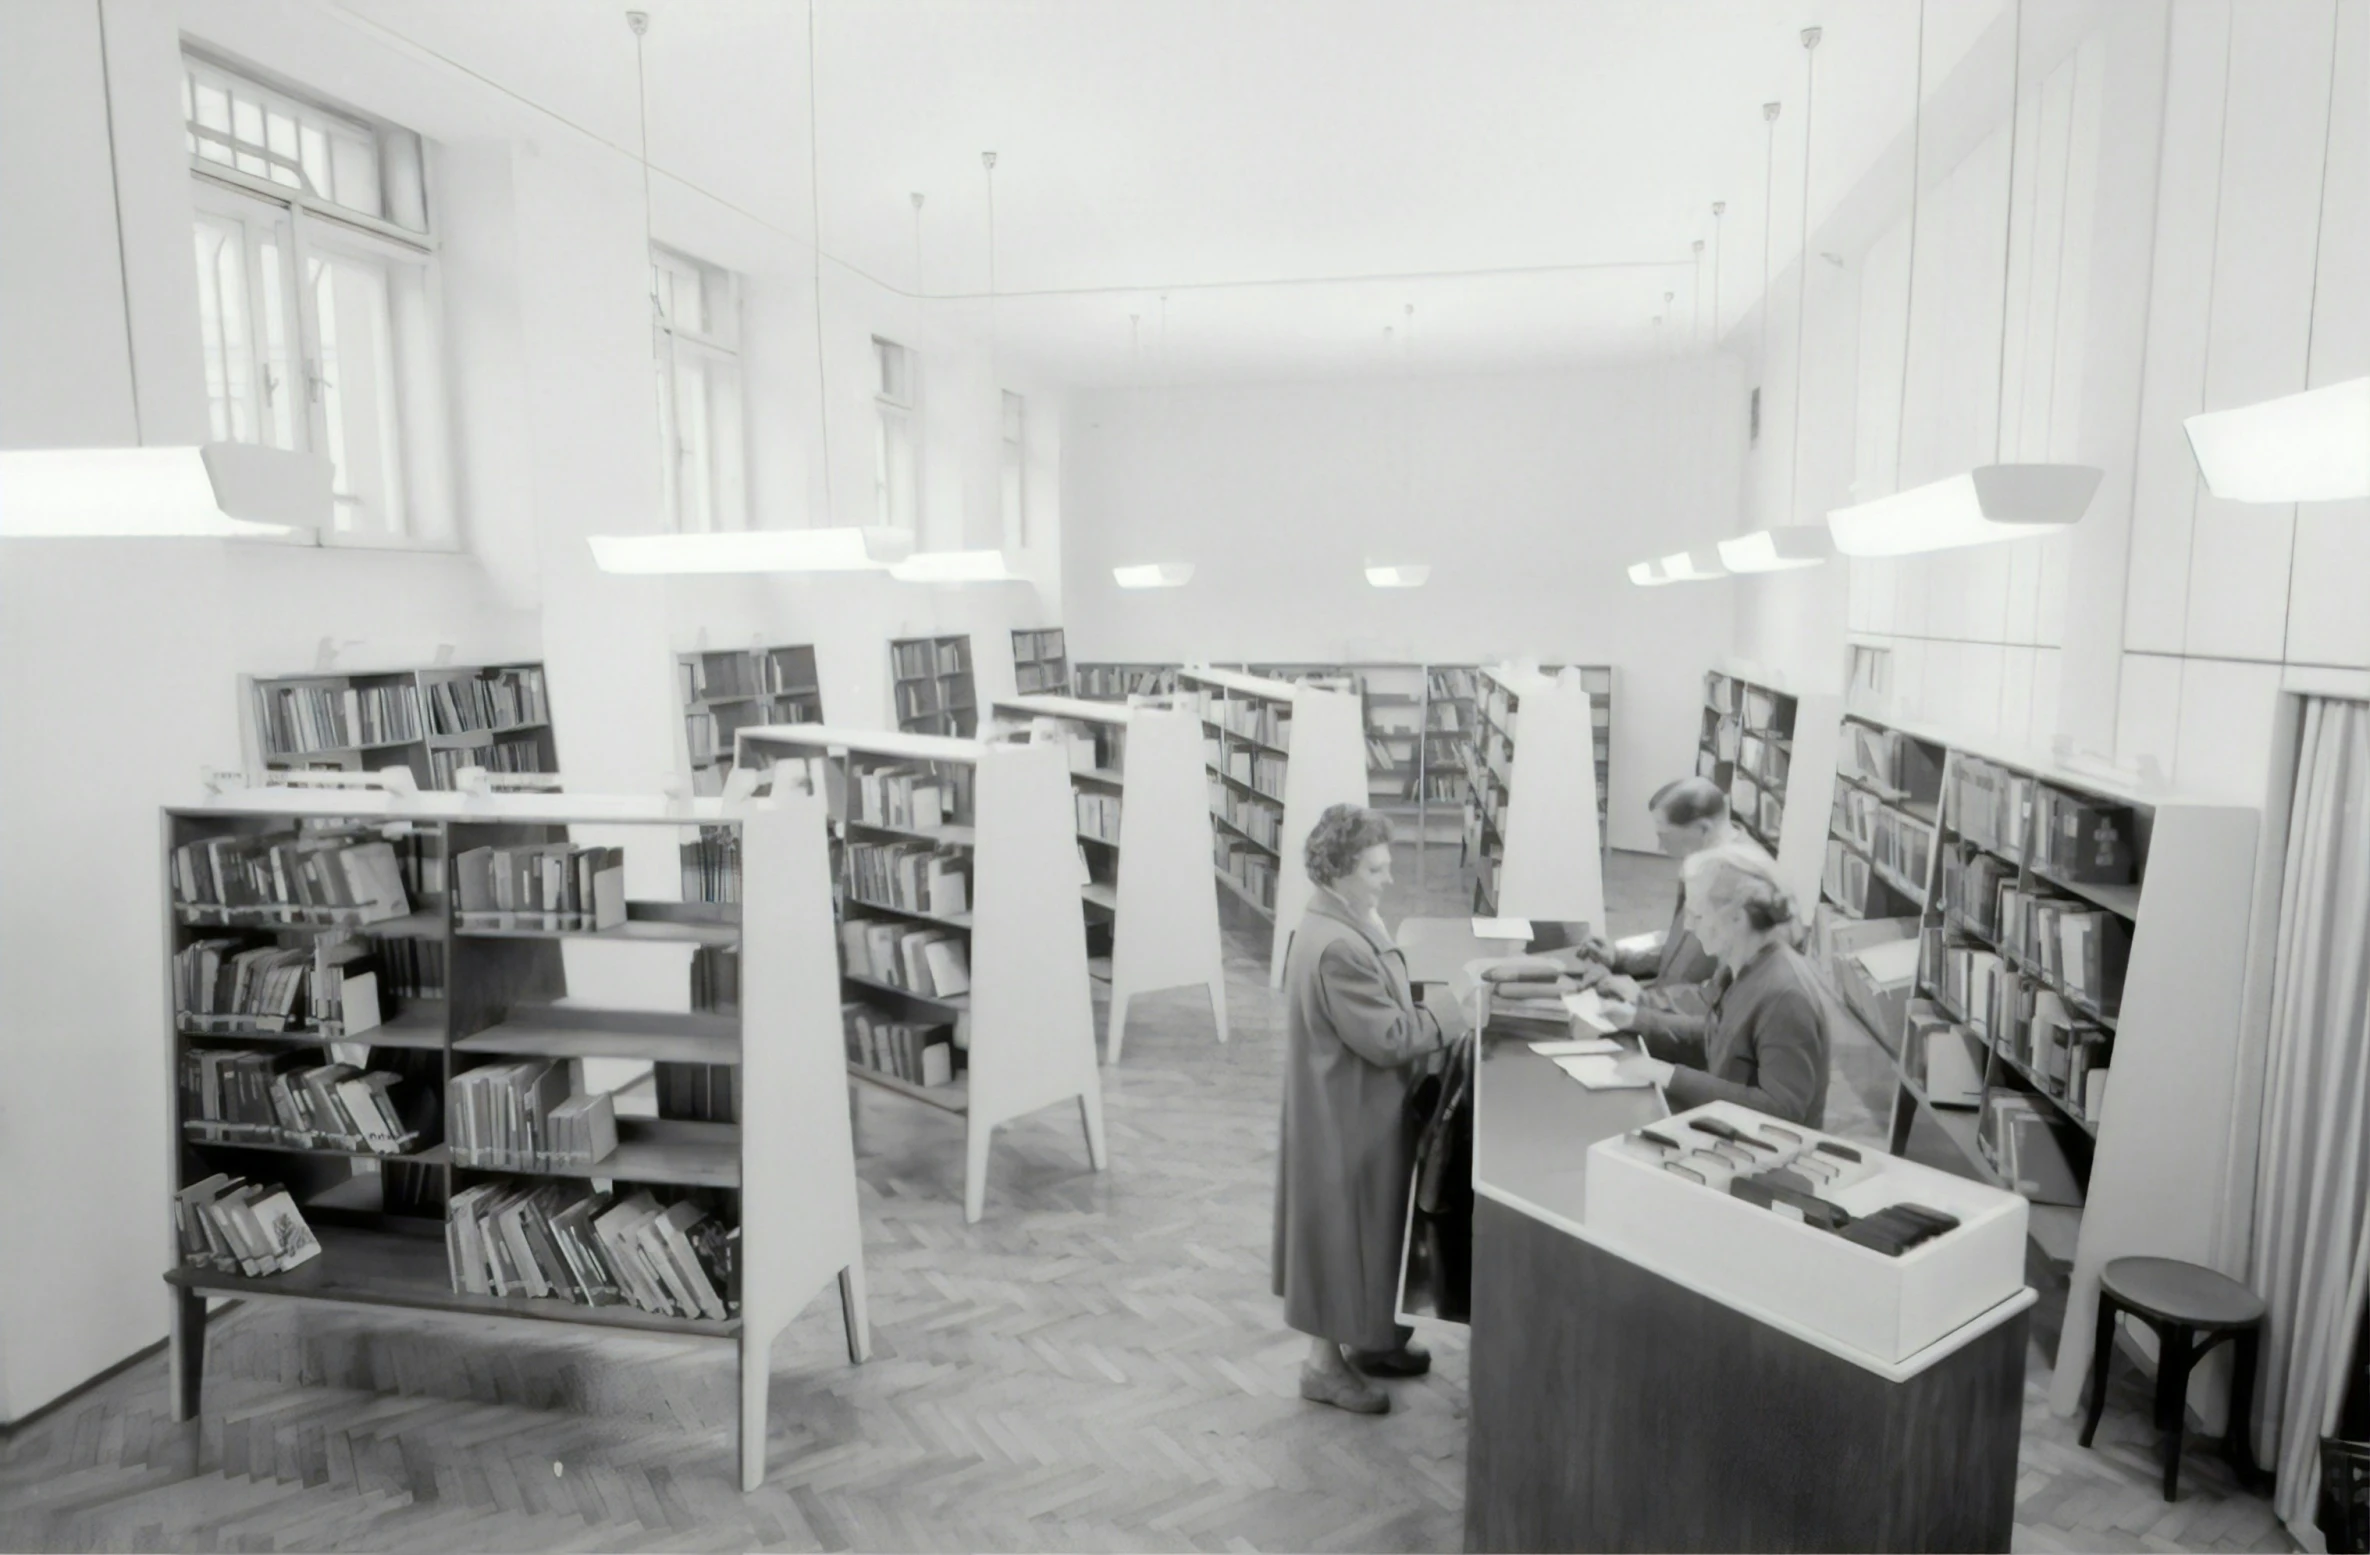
[1346,1341,1431,1378]
[1299,1365,1390,1414]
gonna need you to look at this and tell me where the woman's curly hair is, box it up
[1304,802,1393,888]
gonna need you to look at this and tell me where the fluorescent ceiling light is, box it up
[1113,562,1193,589]
[888,548,1023,583]
[1627,559,1675,587]
[0,444,330,539]
[1364,563,1431,589]
[2185,377,2370,503]
[1718,525,1834,573]
[587,526,913,574]
[1827,464,2103,557]
[1660,548,1729,581]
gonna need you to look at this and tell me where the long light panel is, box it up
[2185,377,2369,503]
[1826,464,2102,557]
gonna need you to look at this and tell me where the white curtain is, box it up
[2250,697,2370,1541]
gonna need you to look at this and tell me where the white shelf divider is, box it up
[1486,667,1607,931]
[1269,681,1371,988]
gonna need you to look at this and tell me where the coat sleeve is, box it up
[1629,978,1712,1046]
[1317,940,1444,1069]
[1662,984,1827,1124]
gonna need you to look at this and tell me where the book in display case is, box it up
[735,724,1107,1222]
[164,783,869,1491]
[677,643,822,796]
[889,635,977,738]
[243,662,558,792]
[987,693,1228,1063]
[1824,709,2260,1417]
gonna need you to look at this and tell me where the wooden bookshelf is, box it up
[1827,712,2260,1415]
[735,724,1106,1222]
[1177,666,1368,986]
[163,786,869,1491]
[1697,666,1842,915]
[988,694,1228,1063]
[1074,662,1180,701]
[1011,628,1070,696]
[889,635,977,738]
[678,644,822,796]
[243,662,559,792]
[1463,665,1607,929]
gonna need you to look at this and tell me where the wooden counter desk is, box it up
[1463,1029,2032,1554]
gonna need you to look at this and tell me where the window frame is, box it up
[873,336,919,533]
[650,244,747,534]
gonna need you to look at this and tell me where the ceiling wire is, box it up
[1786,28,1821,525]
[804,0,834,523]
[1989,0,2023,464]
[1760,100,1781,384]
[1893,0,1924,490]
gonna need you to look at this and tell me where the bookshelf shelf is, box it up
[1463,665,1606,930]
[1012,628,1070,696]
[244,663,558,792]
[1830,709,2259,1412]
[1698,667,1842,915]
[890,635,979,738]
[678,643,824,796]
[164,789,871,1490]
[739,724,1107,1219]
[1073,662,1180,701]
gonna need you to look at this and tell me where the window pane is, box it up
[265,110,299,160]
[231,94,264,148]
[678,350,712,533]
[310,249,405,534]
[708,357,745,531]
[654,350,681,530]
[255,227,297,450]
[299,124,331,199]
[197,135,232,167]
[195,81,229,134]
[328,131,381,220]
[192,214,254,443]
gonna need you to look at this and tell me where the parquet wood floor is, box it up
[0,846,2293,1552]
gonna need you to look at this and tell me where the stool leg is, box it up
[2160,1327,2197,1502]
[2225,1324,2269,1493]
[2079,1292,2120,1449]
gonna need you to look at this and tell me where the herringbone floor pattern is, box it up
[0,846,2294,1552]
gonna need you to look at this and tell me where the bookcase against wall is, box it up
[1010,629,1070,695]
[244,662,559,792]
[1178,666,1370,987]
[1697,667,1842,916]
[889,635,977,738]
[1830,712,2259,1418]
[1465,666,1607,930]
[163,785,869,1491]
[987,694,1228,1064]
[1073,663,1181,701]
[678,644,822,796]
[735,725,1106,1222]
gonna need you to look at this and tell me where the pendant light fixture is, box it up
[590,4,908,573]
[1660,549,1730,582]
[0,443,330,539]
[1827,0,2101,556]
[1113,293,1194,589]
[1366,302,1431,589]
[1724,27,1835,574]
[1628,558,1676,587]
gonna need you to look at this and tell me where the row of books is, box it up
[655,1061,738,1123]
[1364,735,1411,772]
[446,1184,734,1320]
[1706,714,1743,763]
[1977,1094,2084,1205]
[174,939,382,1032]
[2008,993,2113,1121]
[173,830,413,920]
[428,737,545,791]
[181,1052,418,1153]
[1201,694,1291,748]
[1832,785,1884,852]
[2002,886,2132,1013]
[838,917,971,998]
[1871,806,1936,893]
[682,830,740,905]
[842,1004,958,1086]
[1730,775,1781,842]
[375,937,445,1001]
[426,668,547,735]
[1219,746,1287,799]
[1014,628,1067,663]
[1947,757,2035,861]
[684,651,764,702]
[1014,662,1068,694]
[1740,731,1789,789]
[1823,838,1876,917]
[1940,845,2014,938]
[1075,664,1177,699]
[1842,721,1943,803]
[1416,771,1466,802]
[853,763,963,832]
[891,639,968,680]
[1426,702,1472,734]
[1922,931,2113,1107]
[453,843,625,931]
[691,944,738,1013]
[1216,837,1277,910]
[1075,792,1122,843]
[258,680,424,756]
[175,1174,320,1276]
[894,680,956,720]
[2034,786,2140,886]
[845,840,970,919]
[448,1063,618,1171]
[1217,787,1283,850]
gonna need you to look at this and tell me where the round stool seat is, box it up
[2101,1256,2266,1330]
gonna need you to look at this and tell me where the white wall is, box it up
[0,0,1056,1422]
[1061,358,1745,852]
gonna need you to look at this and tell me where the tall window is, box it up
[650,247,745,533]
[873,336,917,531]
[1000,390,1026,547]
[183,50,448,544]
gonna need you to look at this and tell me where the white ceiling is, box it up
[326,0,2007,386]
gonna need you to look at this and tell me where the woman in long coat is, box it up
[1272,804,1453,1414]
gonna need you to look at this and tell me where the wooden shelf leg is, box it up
[1206,968,1230,1045]
[838,1261,873,1363]
[964,1117,995,1224]
[737,1324,771,1492]
[170,1288,208,1423]
[1078,1084,1109,1172]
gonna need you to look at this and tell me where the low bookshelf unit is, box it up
[679,643,823,795]
[890,635,977,738]
[164,784,869,1491]
[244,662,558,791]
[735,724,1107,1222]
[1074,663,1180,701]
[1011,628,1070,695]
[1698,666,1842,915]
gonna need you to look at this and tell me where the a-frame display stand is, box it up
[990,693,1228,1064]
[1483,667,1608,931]
[1269,682,1371,987]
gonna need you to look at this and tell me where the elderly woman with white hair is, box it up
[1605,842,1830,1126]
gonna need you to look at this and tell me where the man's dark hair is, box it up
[1648,776,1730,828]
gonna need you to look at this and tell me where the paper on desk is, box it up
[1554,1055,1654,1090]
[1561,988,1619,1036]
[1471,917,1534,941]
[1612,930,1662,955]
[1529,1037,1623,1057]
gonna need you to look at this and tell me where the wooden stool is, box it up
[2078,1256,2270,1501]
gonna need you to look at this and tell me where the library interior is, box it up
[3,2,2368,1552]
